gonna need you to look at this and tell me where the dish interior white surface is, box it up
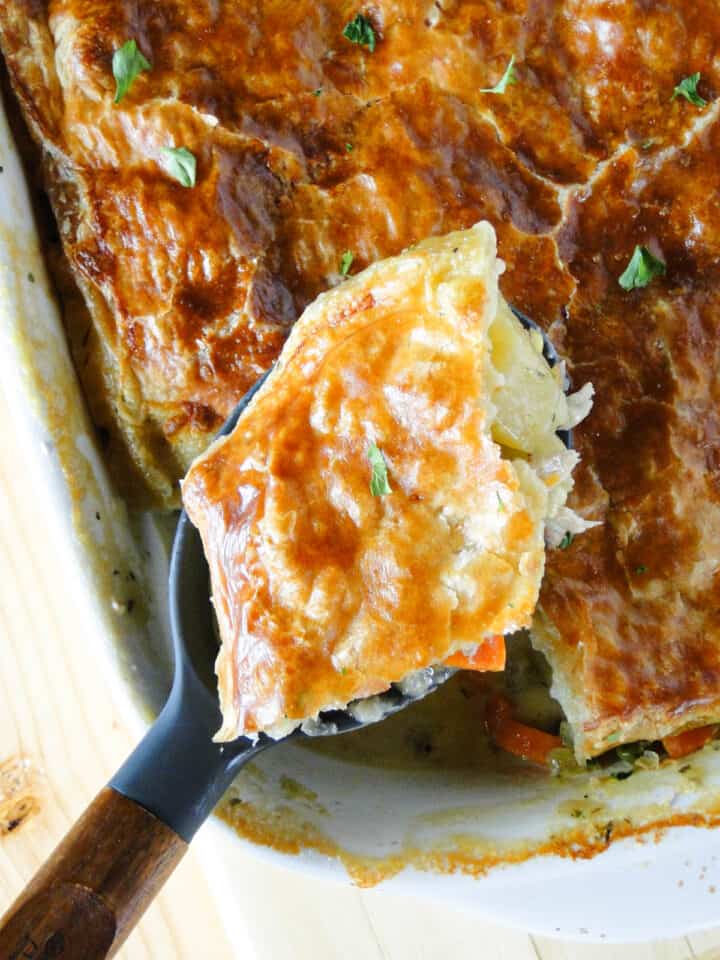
[2,93,720,943]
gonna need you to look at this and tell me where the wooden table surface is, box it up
[3,375,720,960]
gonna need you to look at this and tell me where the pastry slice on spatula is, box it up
[182,221,594,741]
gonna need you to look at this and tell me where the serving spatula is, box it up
[0,309,567,960]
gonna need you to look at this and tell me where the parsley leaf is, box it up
[340,250,354,276]
[368,443,391,496]
[618,245,666,290]
[672,72,707,108]
[480,55,517,95]
[343,13,376,52]
[496,491,505,512]
[160,146,197,187]
[635,565,647,574]
[558,532,574,550]
[312,88,323,96]
[345,142,354,152]
[112,39,151,104]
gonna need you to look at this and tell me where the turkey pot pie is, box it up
[182,223,594,741]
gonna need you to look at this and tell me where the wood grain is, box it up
[0,788,186,958]
[0,374,230,959]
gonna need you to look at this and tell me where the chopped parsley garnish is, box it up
[340,250,354,276]
[672,73,707,108]
[160,146,197,187]
[368,443,391,496]
[112,39,151,104]
[480,55,517,95]
[496,491,505,512]
[345,142,354,152]
[618,245,666,290]
[27,272,35,283]
[343,13,376,52]
[635,565,647,574]
[558,532,574,550]
[312,88,323,96]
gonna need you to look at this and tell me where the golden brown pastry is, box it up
[536,135,720,760]
[4,0,720,757]
[182,223,587,739]
[0,0,582,506]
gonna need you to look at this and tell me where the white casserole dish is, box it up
[3,94,720,944]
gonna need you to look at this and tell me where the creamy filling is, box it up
[486,298,597,547]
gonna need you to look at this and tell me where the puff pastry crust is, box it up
[183,224,557,738]
[3,0,720,754]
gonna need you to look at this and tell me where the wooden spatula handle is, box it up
[0,787,187,959]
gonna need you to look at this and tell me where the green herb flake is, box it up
[27,272,35,283]
[340,250,354,276]
[496,491,505,512]
[672,72,707,108]
[618,245,666,291]
[160,146,197,187]
[368,443,391,496]
[605,732,620,744]
[570,809,584,819]
[312,88,323,96]
[616,741,650,764]
[112,39,151,104]
[480,55,517,95]
[558,532,574,550]
[343,13,376,52]
[635,565,647,574]
[279,775,318,803]
[345,142,354,152]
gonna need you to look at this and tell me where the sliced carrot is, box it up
[663,724,718,759]
[445,635,506,672]
[485,693,562,767]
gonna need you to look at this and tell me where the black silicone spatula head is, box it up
[111,307,571,841]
